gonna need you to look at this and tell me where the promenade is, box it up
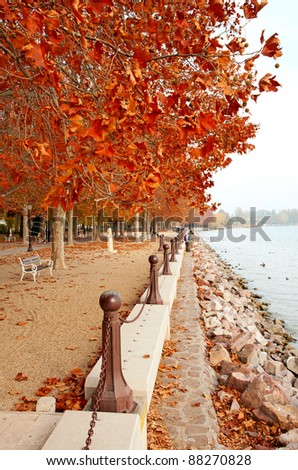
[149,252,222,449]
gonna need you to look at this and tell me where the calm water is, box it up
[197,226,298,344]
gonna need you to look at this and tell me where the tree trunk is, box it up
[67,209,74,246]
[134,212,141,242]
[23,206,29,244]
[97,208,104,240]
[73,215,78,238]
[52,206,66,269]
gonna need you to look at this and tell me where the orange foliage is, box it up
[0,0,281,213]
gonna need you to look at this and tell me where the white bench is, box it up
[19,255,53,282]
[4,236,16,242]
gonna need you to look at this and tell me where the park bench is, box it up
[19,255,53,282]
[4,235,16,242]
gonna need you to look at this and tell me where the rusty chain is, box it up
[82,244,168,449]
[120,267,155,324]
[82,314,112,450]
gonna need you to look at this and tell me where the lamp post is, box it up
[27,205,33,252]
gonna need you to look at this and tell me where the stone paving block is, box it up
[0,412,61,450]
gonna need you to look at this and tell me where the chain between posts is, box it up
[83,314,112,451]
[119,267,154,324]
[83,247,161,449]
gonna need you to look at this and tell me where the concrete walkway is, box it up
[152,251,222,449]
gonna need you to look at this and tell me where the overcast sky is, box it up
[210,0,298,215]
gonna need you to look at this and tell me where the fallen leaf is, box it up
[71,368,84,376]
[143,354,151,359]
[15,372,29,381]
[167,373,181,379]
[191,401,201,407]
[36,386,52,396]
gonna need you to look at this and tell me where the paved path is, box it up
[153,252,223,449]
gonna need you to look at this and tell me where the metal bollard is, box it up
[92,290,136,413]
[170,238,177,262]
[162,243,172,275]
[146,254,163,304]
[158,234,164,252]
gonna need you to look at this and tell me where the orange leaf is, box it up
[209,0,225,21]
[261,34,282,59]
[24,42,47,68]
[243,0,268,19]
[36,386,52,396]
[15,372,29,382]
[133,46,152,66]
[200,112,217,131]
[259,74,281,92]
[71,367,84,376]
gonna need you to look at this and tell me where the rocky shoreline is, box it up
[192,239,298,449]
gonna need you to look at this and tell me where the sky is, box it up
[209,0,298,215]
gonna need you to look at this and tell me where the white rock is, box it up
[223,291,232,302]
[230,398,240,414]
[205,316,222,329]
[287,356,298,375]
[209,344,231,367]
[212,327,233,338]
[210,298,223,311]
[205,273,216,283]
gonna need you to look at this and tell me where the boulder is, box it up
[205,273,216,283]
[283,443,298,450]
[196,276,210,287]
[260,401,298,431]
[287,356,298,375]
[212,327,233,338]
[229,331,256,352]
[227,370,256,392]
[223,291,232,302]
[253,328,268,346]
[209,344,231,367]
[222,305,238,320]
[264,357,287,376]
[278,428,298,445]
[218,361,254,388]
[230,398,240,414]
[210,298,223,311]
[240,289,252,299]
[241,373,290,410]
[204,316,222,330]
[238,344,260,367]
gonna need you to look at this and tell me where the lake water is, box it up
[197,226,298,345]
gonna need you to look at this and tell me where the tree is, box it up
[0,0,282,266]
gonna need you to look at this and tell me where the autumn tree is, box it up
[0,0,282,266]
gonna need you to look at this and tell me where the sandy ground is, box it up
[0,237,166,411]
